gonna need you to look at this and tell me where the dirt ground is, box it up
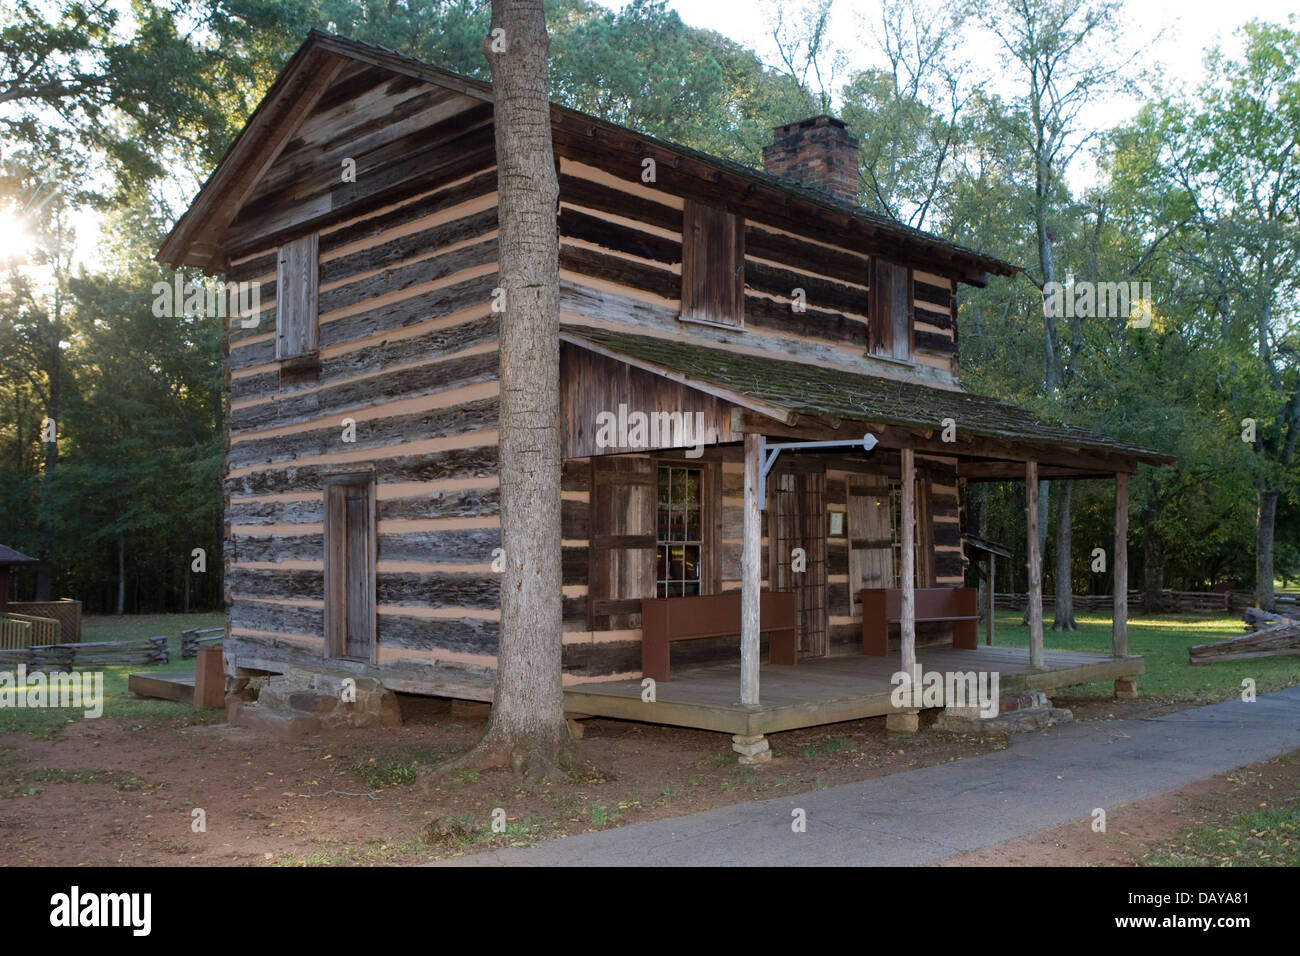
[943,750,1300,866]
[1,692,1290,866]
[0,696,1009,865]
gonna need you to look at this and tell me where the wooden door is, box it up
[848,480,895,617]
[588,456,657,630]
[769,469,828,656]
[325,477,375,661]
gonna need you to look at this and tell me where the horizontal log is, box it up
[231,314,498,402]
[319,207,498,286]
[744,292,867,347]
[226,445,499,498]
[317,237,498,316]
[227,395,499,470]
[559,245,679,300]
[376,529,501,564]
[227,105,496,255]
[378,613,498,654]
[914,329,956,356]
[558,172,682,233]
[744,225,870,286]
[559,207,680,264]
[230,351,499,433]
[223,634,496,699]
[914,305,953,331]
[744,259,869,317]
[913,280,952,309]
[321,169,497,255]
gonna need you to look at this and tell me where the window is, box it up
[656,465,704,597]
[870,259,912,362]
[276,232,320,360]
[681,200,745,328]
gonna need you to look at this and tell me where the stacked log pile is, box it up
[181,627,225,659]
[1189,609,1300,664]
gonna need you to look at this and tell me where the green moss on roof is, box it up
[563,326,1170,464]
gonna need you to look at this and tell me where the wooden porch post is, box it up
[1026,461,1044,669]
[1113,472,1138,698]
[888,447,920,733]
[734,432,771,762]
[900,448,917,676]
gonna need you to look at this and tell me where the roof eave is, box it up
[157,31,1018,284]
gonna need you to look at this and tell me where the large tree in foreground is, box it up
[428,0,570,779]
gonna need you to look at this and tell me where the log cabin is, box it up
[157,31,1172,756]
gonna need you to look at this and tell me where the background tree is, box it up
[1154,21,1300,610]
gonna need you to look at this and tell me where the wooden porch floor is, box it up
[563,646,1144,736]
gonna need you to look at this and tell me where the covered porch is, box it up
[560,327,1173,760]
[564,644,1144,736]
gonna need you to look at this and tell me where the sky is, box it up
[55,0,1300,271]
[623,0,1293,96]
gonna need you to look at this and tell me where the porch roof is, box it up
[560,326,1174,472]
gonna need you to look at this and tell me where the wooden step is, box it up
[128,670,195,704]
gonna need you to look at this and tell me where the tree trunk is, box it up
[464,0,568,775]
[116,534,126,616]
[1142,503,1163,614]
[1052,479,1076,630]
[1256,488,1278,612]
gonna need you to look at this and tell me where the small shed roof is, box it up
[963,534,1012,559]
[0,545,39,567]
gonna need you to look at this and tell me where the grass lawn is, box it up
[0,612,223,738]
[3,609,1297,739]
[1143,753,1300,866]
[990,611,1300,703]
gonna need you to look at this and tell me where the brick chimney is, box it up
[761,115,860,205]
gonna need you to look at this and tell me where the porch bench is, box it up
[640,591,798,682]
[861,587,978,656]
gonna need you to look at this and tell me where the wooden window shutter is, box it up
[681,200,745,327]
[276,232,320,360]
[870,259,912,361]
[588,457,657,630]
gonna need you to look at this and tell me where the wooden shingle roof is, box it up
[561,326,1173,469]
[158,30,1016,285]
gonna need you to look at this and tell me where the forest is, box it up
[0,0,1296,615]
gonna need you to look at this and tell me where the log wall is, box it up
[213,59,973,696]
[553,154,962,391]
[220,72,503,697]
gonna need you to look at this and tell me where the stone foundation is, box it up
[932,690,1072,734]
[1114,676,1139,699]
[732,733,771,764]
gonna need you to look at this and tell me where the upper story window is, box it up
[680,199,745,328]
[870,258,912,362]
[276,232,319,360]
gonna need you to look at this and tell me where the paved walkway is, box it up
[439,685,1300,866]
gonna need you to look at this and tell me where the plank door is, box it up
[768,469,828,656]
[588,456,657,630]
[848,481,896,617]
[325,477,375,661]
